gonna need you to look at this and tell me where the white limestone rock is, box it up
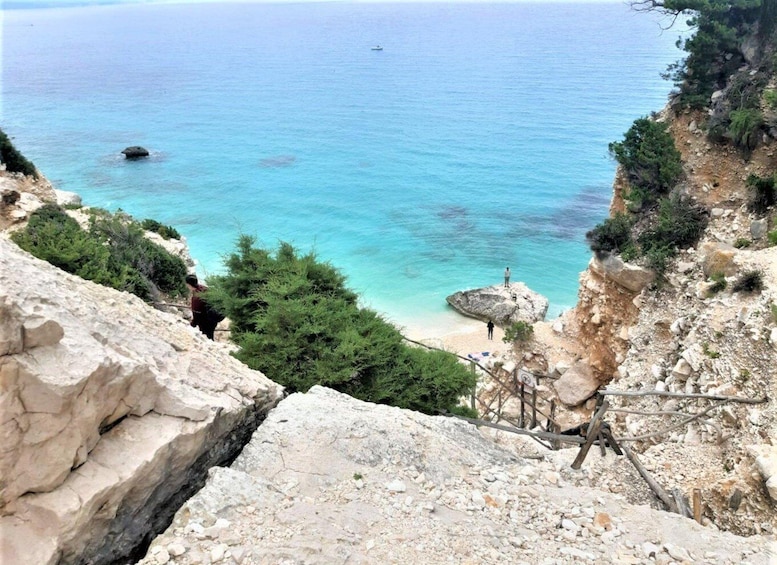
[138,386,772,565]
[588,255,655,293]
[748,445,777,502]
[446,282,548,325]
[553,361,599,407]
[53,188,82,207]
[0,237,282,565]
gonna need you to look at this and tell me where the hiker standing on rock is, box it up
[504,267,511,288]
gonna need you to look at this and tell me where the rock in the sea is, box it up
[121,146,150,159]
[446,283,548,325]
[0,238,282,565]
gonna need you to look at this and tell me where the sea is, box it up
[1,1,683,336]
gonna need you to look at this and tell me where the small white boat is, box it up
[371,46,383,51]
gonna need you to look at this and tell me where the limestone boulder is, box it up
[446,282,548,325]
[747,445,777,502]
[553,360,599,407]
[700,242,738,277]
[588,255,655,293]
[53,189,81,208]
[0,237,282,565]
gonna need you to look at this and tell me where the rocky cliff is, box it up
[538,104,777,535]
[0,234,282,564]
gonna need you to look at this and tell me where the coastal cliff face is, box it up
[0,231,282,564]
[561,104,777,535]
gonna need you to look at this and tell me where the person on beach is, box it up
[504,267,511,288]
[186,273,219,340]
[487,320,494,340]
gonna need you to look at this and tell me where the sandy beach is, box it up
[390,307,511,360]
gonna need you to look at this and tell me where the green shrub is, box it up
[586,212,634,256]
[746,174,777,213]
[765,89,777,109]
[703,342,720,359]
[11,204,115,283]
[447,405,479,419]
[732,269,765,293]
[729,109,763,152]
[709,272,727,294]
[0,128,37,177]
[659,1,759,109]
[11,204,187,301]
[733,238,752,249]
[141,218,181,240]
[638,195,708,267]
[502,321,534,344]
[609,118,682,202]
[206,236,476,415]
[90,215,187,298]
[771,303,777,323]
[768,230,777,246]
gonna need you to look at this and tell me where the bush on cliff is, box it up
[729,108,763,152]
[587,194,707,275]
[746,173,777,213]
[0,128,38,177]
[609,117,682,204]
[654,0,762,108]
[205,235,476,415]
[11,204,187,300]
[585,212,634,256]
[141,218,181,240]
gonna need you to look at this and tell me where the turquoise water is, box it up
[1,1,682,332]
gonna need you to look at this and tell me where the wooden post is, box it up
[531,388,537,428]
[551,422,561,450]
[693,489,703,523]
[621,444,678,513]
[571,400,609,470]
[519,383,525,428]
[600,425,622,455]
[470,361,476,412]
[547,400,555,432]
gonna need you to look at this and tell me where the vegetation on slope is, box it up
[11,204,187,300]
[0,128,37,177]
[204,235,476,416]
[588,117,708,274]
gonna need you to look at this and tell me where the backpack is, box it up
[204,302,225,324]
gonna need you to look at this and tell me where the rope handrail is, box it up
[402,335,561,427]
[599,389,767,404]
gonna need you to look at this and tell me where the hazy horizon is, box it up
[3,0,628,9]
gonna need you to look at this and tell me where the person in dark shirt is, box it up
[486,320,494,340]
[185,273,218,340]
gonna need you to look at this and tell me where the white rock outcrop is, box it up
[553,360,600,407]
[139,387,773,565]
[588,254,655,293]
[446,282,548,325]
[0,237,282,565]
